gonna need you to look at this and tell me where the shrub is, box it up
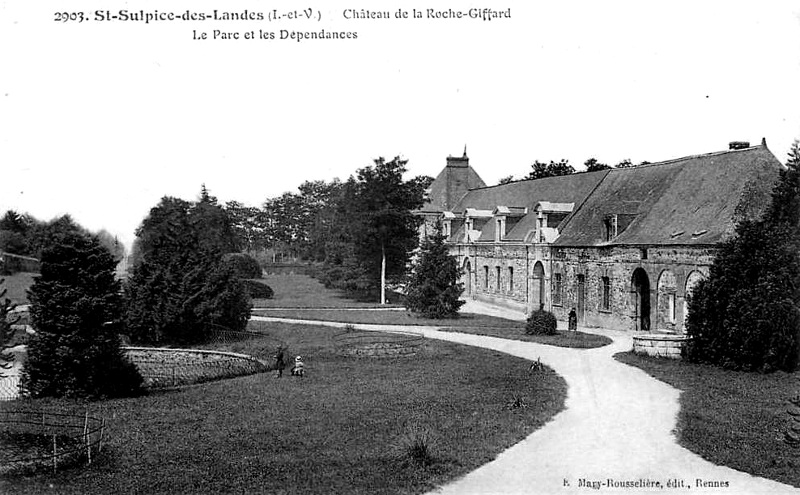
[223,252,263,279]
[242,279,274,299]
[394,424,436,467]
[526,309,557,335]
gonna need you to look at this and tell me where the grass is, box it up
[254,308,612,349]
[0,272,37,305]
[1,321,567,494]
[615,352,800,488]
[253,274,403,309]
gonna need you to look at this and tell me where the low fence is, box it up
[0,252,40,275]
[0,375,20,401]
[0,410,105,476]
[124,347,268,389]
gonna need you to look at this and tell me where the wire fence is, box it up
[0,374,20,401]
[0,409,105,476]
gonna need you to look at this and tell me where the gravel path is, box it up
[253,300,800,495]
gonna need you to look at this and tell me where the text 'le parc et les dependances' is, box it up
[52,7,513,42]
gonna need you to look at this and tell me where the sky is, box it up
[2,1,800,248]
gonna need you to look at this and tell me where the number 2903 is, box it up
[54,12,87,22]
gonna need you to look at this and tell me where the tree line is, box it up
[497,157,648,184]
[0,210,126,263]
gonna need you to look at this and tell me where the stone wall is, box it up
[451,241,714,332]
[632,334,688,359]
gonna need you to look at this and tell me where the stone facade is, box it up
[454,243,713,332]
[419,143,783,333]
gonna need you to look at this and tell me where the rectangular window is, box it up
[601,276,611,311]
[553,273,562,306]
[496,266,501,292]
[484,266,489,290]
[508,267,514,293]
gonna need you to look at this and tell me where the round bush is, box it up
[525,309,557,335]
[223,253,263,279]
[242,279,273,299]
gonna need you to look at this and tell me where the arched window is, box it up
[657,270,678,330]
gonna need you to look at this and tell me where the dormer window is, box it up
[532,202,574,244]
[691,229,708,238]
[604,215,618,241]
[495,217,506,241]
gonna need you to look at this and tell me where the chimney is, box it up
[729,141,750,150]
[446,149,469,168]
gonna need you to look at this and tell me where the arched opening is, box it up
[532,261,545,310]
[683,270,705,332]
[656,270,677,332]
[631,268,651,332]
[463,259,472,296]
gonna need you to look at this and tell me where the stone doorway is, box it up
[631,268,651,332]
[463,259,472,296]
[532,261,545,310]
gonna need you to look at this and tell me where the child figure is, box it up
[291,355,305,377]
[274,346,286,378]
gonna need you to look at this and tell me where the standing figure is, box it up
[568,308,578,332]
[274,346,286,378]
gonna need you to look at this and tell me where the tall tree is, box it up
[194,185,240,254]
[352,157,428,304]
[224,201,265,254]
[21,226,142,398]
[126,191,250,345]
[527,159,575,180]
[404,226,465,318]
[615,159,634,169]
[584,158,610,172]
[684,140,800,372]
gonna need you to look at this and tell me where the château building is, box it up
[418,141,782,333]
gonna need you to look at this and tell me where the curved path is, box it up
[253,301,800,495]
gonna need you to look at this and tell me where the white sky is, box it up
[2,1,800,248]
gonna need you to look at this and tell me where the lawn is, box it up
[0,272,37,304]
[615,352,800,488]
[253,274,403,309]
[0,321,567,494]
[254,308,612,349]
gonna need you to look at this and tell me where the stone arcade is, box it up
[417,141,782,338]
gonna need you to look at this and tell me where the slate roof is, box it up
[420,163,486,213]
[554,145,782,246]
[452,171,610,241]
